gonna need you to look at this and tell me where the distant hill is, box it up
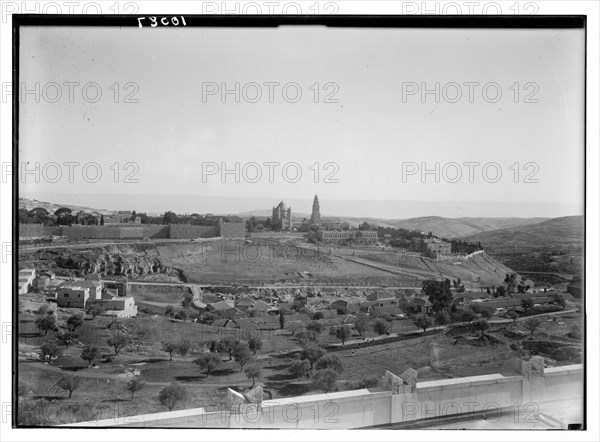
[383,216,549,239]
[459,216,583,250]
[19,198,115,216]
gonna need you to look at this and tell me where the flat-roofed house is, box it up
[56,285,90,308]
[18,269,36,292]
[98,296,137,318]
[55,279,102,308]
[329,300,359,315]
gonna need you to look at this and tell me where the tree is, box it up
[354,314,370,339]
[126,378,145,400]
[313,369,338,393]
[56,376,81,398]
[216,337,239,360]
[177,339,192,357]
[434,310,451,326]
[422,278,453,312]
[163,211,178,225]
[165,305,175,317]
[40,342,62,363]
[473,318,489,338]
[80,344,101,367]
[233,342,253,371]
[100,214,104,225]
[289,360,311,380]
[35,316,56,336]
[107,332,130,355]
[195,353,222,377]
[471,303,493,319]
[507,311,519,329]
[496,286,507,297]
[181,292,194,308]
[279,311,286,330]
[162,341,178,361]
[524,317,542,337]
[55,329,78,348]
[301,344,325,370]
[461,309,476,326]
[175,310,188,322]
[521,299,533,312]
[504,273,517,293]
[306,321,324,337]
[247,337,263,355]
[373,318,390,335]
[66,314,84,331]
[552,294,567,310]
[315,355,343,374]
[331,325,352,345]
[413,314,434,340]
[244,363,262,388]
[158,383,187,411]
[86,302,105,319]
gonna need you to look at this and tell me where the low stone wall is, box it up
[169,225,217,239]
[218,221,246,238]
[18,223,245,240]
[66,361,583,429]
[19,224,62,238]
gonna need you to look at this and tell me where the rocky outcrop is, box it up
[50,244,185,280]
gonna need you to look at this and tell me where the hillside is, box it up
[384,216,549,239]
[19,197,115,216]
[460,216,584,250]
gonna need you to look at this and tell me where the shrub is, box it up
[244,363,262,387]
[56,375,81,398]
[313,369,338,393]
[289,360,311,380]
[158,383,187,411]
[81,344,101,367]
[372,318,390,335]
[40,342,62,363]
[126,378,145,400]
[315,355,343,374]
[194,353,222,377]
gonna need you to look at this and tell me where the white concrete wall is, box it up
[66,364,582,429]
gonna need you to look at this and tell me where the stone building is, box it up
[413,237,452,257]
[272,201,292,230]
[310,195,321,227]
[317,230,378,245]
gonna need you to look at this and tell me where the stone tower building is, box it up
[272,201,292,230]
[310,195,321,227]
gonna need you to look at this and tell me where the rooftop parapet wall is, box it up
[65,363,583,429]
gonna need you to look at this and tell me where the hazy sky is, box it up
[18,25,584,218]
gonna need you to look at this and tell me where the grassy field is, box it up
[17,301,583,426]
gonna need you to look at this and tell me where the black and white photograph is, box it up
[2,1,599,439]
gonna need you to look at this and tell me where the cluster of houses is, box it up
[18,269,137,318]
[195,288,437,331]
[198,284,575,333]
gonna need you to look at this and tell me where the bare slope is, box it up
[460,216,583,250]
[385,216,549,239]
[156,239,514,286]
